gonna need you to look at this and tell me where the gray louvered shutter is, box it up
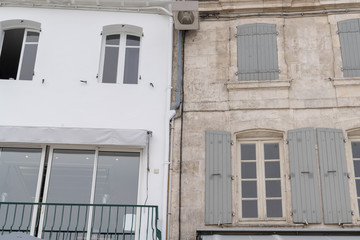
[338,19,360,77]
[236,23,279,81]
[288,128,321,223]
[205,130,232,224]
[317,128,352,224]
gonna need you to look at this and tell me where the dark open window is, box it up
[0,29,39,80]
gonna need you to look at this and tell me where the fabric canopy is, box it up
[0,126,150,147]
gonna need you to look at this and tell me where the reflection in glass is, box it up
[19,44,38,80]
[106,34,120,45]
[241,181,257,198]
[265,161,280,178]
[0,147,42,202]
[241,162,256,179]
[265,180,281,198]
[352,142,360,158]
[266,199,282,218]
[46,149,95,203]
[264,143,279,159]
[0,148,42,232]
[241,144,256,160]
[93,152,140,234]
[123,48,139,84]
[242,200,258,218]
[102,46,119,83]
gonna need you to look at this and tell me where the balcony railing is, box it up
[0,202,161,240]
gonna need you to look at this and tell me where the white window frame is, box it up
[98,24,142,84]
[0,20,41,81]
[347,135,360,220]
[237,138,285,221]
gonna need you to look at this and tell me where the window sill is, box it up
[226,79,291,90]
[331,77,360,87]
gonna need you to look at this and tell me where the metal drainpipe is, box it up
[166,30,184,240]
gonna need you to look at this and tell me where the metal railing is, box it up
[0,202,161,240]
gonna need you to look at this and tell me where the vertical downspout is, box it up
[166,30,184,240]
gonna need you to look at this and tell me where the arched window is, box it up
[99,24,142,84]
[0,19,41,80]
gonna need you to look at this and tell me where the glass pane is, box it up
[19,44,38,80]
[102,46,119,83]
[123,48,139,84]
[265,180,281,197]
[46,149,95,203]
[265,161,280,178]
[0,148,42,232]
[352,142,360,158]
[241,144,256,160]
[264,143,279,159]
[26,31,39,42]
[266,199,282,218]
[0,148,42,202]
[95,152,140,204]
[356,180,360,197]
[106,34,120,45]
[358,199,360,215]
[241,181,257,198]
[354,160,360,177]
[0,29,25,80]
[126,35,140,46]
[242,200,258,218]
[241,162,256,179]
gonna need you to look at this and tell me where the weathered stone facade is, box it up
[170,1,360,239]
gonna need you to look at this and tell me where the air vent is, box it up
[172,1,199,30]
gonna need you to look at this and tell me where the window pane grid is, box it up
[239,140,283,220]
[352,141,360,214]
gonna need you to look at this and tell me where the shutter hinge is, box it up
[347,173,350,179]
[231,175,235,180]
[235,72,239,76]
[343,138,347,143]
[142,32,144,37]
[234,34,238,38]
[351,210,354,215]
[232,211,235,217]
[285,140,289,144]
[288,174,291,180]
[230,140,234,145]
[290,211,293,216]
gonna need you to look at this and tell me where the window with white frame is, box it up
[0,20,40,80]
[99,24,142,84]
[239,140,284,219]
[0,146,141,237]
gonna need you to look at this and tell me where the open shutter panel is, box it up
[288,128,321,223]
[256,23,279,80]
[237,24,258,81]
[236,23,278,81]
[205,130,232,224]
[338,19,360,77]
[317,128,352,224]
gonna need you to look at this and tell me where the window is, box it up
[337,19,360,78]
[0,146,141,238]
[351,141,360,214]
[0,20,40,80]
[236,23,279,81]
[99,24,142,84]
[239,141,284,219]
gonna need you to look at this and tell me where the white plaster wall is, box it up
[0,6,173,238]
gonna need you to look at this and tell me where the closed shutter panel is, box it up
[236,23,279,81]
[205,130,232,224]
[317,128,352,224]
[338,19,360,77]
[288,128,321,223]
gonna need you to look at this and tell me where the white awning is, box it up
[0,126,150,147]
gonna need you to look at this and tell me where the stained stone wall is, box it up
[169,1,360,240]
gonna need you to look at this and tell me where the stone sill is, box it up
[226,80,291,90]
[332,77,360,87]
